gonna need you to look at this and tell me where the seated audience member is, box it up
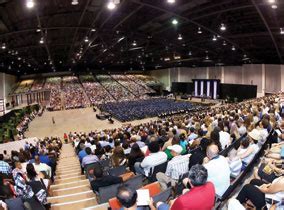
[127,143,145,173]
[203,144,230,197]
[237,130,260,167]
[32,155,52,179]
[0,154,12,178]
[116,185,156,210]
[258,118,269,146]
[219,121,231,149]
[3,150,10,160]
[26,163,49,189]
[112,147,127,167]
[0,174,14,200]
[81,147,99,168]
[90,166,123,193]
[161,131,174,151]
[78,144,87,162]
[134,141,167,177]
[12,162,34,199]
[187,127,198,142]
[160,164,215,210]
[227,148,242,177]
[156,145,190,190]
[236,176,284,210]
[188,138,210,170]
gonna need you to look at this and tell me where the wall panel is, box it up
[209,66,222,79]
[243,64,262,93]
[224,66,242,84]
[265,64,281,93]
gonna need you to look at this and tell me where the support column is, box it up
[262,64,265,96]
[206,67,209,79]
[168,68,171,91]
[178,67,181,82]
[221,67,225,83]
[281,65,284,92]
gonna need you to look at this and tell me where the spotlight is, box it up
[271,4,277,9]
[1,43,6,49]
[84,37,89,42]
[212,35,217,41]
[172,19,178,25]
[167,0,175,4]
[71,0,79,5]
[178,34,183,40]
[197,27,202,34]
[107,0,116,10]
[36,27,41,32]
[39,37,44,44]
[280,28,284,35]
[91,28,96,32]
[268,0,275,3]
[220,23,226,31]
[132,40,137,46]
[231,46,236,51]
[26,0,34,8]
[223,41,227,46]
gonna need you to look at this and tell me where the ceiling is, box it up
[0,0,283,75]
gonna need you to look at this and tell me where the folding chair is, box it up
[84,162,102,179]
[108,165,127,177]
[97,183,122,204]
[148,162,168,183]
[124,174,144,190]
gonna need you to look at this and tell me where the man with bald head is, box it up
[203,144,230,197]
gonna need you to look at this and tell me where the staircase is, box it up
[48,144,108,210]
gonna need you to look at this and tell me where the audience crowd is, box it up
[98,98,196,122]
[16,110,39,140]
[70,93,284,209]
[0,137,62,210]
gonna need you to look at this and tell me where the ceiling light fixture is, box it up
[84,37,89,42]
[172,19,178,25]
[39,37,44,44]
[212,35,217,41]
[91,28,96,32]
[132,40,137,46]
[107,0,116,10]
[71,0,79,5]
[167,0,175,4]
[231,46,236,51]
[223,41,227,46]
[178,34,183,40]
[197,27,202,34]
[220,23,226,31]
[268,0,275,3]
[36,27,41,32]
[1,43,6,49]
[271,4,277,9]
[26,0,35,8]
[280,28,284,35]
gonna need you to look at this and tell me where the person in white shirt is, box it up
[227,149,242,177]
[218,122,231,150]
[134,141,167,177]
[32,155,52,178]
[203,144,230,197]
[237,129,260,166]
[156,145,190,190]
[258,118,269,146]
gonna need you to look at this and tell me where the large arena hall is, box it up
[1,0,284,210]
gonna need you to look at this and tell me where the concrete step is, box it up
[48,190,95,204]
[50,179,89,190]
[50,197,98,210]
[52,184,91,196]
[56,168,81,175]
[55,171,82,179]
[54,175,86,184]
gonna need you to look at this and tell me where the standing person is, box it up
[52,117,55,125]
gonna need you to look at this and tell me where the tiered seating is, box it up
[134,74,161,86]
[112,74,150,98]
[45,77,62,111]
[61,76,90,109]
[80,75,115,105]
[31,79,45,91]
[14,79,34,94]
[96,75,136,101]
[127,74,156,93]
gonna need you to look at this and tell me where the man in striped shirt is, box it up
[156,145,190,190]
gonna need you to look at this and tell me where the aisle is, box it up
[48,144,107,210]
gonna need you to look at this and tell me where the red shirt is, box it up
[171,182,215,210]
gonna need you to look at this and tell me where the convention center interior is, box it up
[1,0,284,210]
